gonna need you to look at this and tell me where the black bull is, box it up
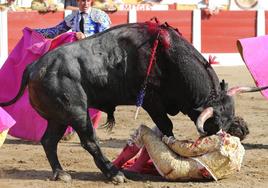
[1,22,267,183]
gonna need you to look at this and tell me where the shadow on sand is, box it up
[0,168,213,183]
[0,168,109,182]
[4,138,40,146]
[4,137,127,149]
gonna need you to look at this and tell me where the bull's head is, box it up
[195,80,268,140]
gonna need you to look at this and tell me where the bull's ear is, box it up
[220,79,228,92]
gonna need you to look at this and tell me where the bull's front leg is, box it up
[143,94,174,137]
[71,113,126,184]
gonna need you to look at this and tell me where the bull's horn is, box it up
[227,86,268,96]
[196,107,214,135]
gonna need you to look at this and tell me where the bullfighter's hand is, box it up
[75,32,86,40]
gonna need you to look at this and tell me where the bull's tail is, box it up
[0,64,31,107]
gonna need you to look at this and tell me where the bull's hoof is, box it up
[52,169,72,182]
[111,171,126,185]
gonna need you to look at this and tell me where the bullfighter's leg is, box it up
[143,95,174,137]
[71,114,126,183]
[41,121,71,182]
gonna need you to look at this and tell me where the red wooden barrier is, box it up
[108,11,128,26]
[136,10,193,43]
[7,10,264,54]
[201,11,257,53]
[8,11,64,53]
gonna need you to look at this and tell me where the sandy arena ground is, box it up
[0,66,267,188]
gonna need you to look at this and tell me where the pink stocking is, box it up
[112,144,140,169]
[125,147,150,173]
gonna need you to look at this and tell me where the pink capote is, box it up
[0,27,101,141]
[237,36,268,99]
[0,107,16,132]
